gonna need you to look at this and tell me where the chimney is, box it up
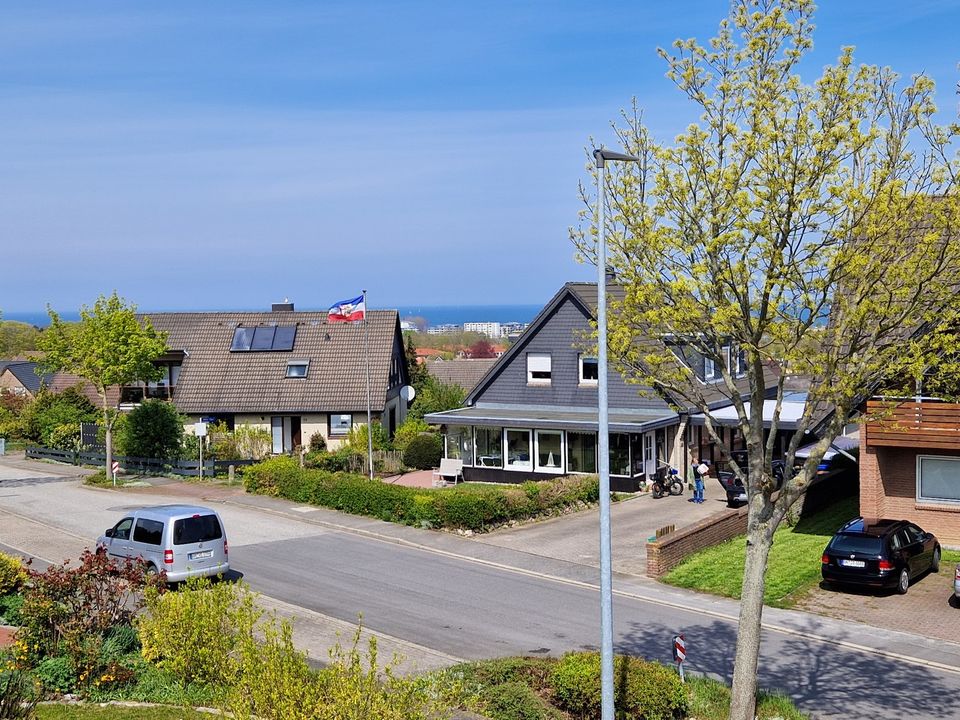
[271,298,295,312]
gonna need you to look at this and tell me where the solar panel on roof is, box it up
[251,326,276,350]
[231,327,253,351]
[273,325,296,351]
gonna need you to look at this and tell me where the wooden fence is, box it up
[344,450,405,476]
[26,446,257,477]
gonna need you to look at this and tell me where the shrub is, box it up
[403,433,442,470]
[17,549,164,681]
[550,652,687,720]
[137,577,261,687]
[100,624,140,662]
[482,681,552,720]
[18,387,97,445]
[0,669,40,719]
[84,469,110,486]
[392,419,432,453]
[0,594,24,626]
[35,655,77,693]
[120,399,184,461]
[243,455,302,495]
[343,422,390,452]
[47,423,81,452]
[0,552,26,596]
[308,431,327,453]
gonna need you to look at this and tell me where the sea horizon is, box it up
[2,303,543,329]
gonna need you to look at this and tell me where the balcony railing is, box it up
[865,399,960,449]
[119,386,175,404]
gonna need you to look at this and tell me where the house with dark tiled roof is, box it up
[425,283,795,491]
[135,302,409,453]
[0,361,53,397]
[426,359,497,394]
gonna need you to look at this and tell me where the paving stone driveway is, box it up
[794,565,959,644]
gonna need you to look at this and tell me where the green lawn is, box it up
[663,496,860,607]
[663,497,960,607]
[36,706,211,720]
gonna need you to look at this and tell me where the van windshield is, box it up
[173,515,223,545]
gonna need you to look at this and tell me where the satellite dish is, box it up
[400,385,416,403]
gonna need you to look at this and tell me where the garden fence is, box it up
[26,446,257,477]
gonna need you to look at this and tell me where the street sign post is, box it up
[111,460,119,486]
[672,634,686,683]
[195,422,207,481]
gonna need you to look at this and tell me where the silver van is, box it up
[97,504,229,582]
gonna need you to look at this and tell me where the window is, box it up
[133,518,164,546]
[579,356,598,385]
[527,353,552,384]
[231,325,297,352]
[329,413,352,437]
[567,432,596,474]
[111,518,133,541]
[506,429,532,469]
[475,426,503,468]
[173,515,223,545]
[609,433,630,477]
[643,432,656,476]
[286,360,309,378]
[917,456,960,504]
[271,416,284,453]
[703,356,717,381]
[535,430,563,472]
[446,426,474,466]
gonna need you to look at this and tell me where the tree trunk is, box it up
[104,413,113,481]
[729,498,775,720]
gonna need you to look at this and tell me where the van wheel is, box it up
[897,568,910,594]
[144,564,158,577]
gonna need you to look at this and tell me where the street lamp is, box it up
[594,146,639,720]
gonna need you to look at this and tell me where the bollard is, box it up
[672,634,686,683]
[228,464,235,483]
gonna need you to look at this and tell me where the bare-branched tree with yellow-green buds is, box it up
[572,1,960,717]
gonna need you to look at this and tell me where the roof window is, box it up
[231,325,297,352]
[286,360,309,378]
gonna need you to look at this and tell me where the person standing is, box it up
[694,460,709,503]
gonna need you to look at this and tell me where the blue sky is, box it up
[2,1,958,312]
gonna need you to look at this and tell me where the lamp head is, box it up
[594,147,640,168]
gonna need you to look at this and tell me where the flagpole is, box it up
[363,289,374,480]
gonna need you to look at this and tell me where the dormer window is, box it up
[579,356,598,385]
[286,360,309,378]
[704,356,717,381]
[527,353,552,384]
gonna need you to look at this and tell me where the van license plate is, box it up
[190,550,213,560]
[840,559,865,568]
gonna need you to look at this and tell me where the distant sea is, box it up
[3,304,542,330]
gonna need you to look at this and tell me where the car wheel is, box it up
[931,547,941,573]
[897,568,910,595]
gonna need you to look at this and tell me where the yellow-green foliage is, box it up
[0,551,27,596]
[136,577,260,687]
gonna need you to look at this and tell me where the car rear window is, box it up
[173,515,223,545]
[829,534,883,554]
[133,518,164,546]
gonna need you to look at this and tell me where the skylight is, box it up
[231,325,297,352]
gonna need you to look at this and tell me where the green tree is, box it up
[121,399,184,460]
[404,334,430,394]
[38,293,168,479]
[573,2,960,717]
[19,387,98,445]
[407,376,465,421]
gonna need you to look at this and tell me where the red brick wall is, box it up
[646,506,748,577]
[861,445,960,546]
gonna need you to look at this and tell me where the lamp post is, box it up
[593,146,639,720]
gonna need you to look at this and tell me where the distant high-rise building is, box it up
[463,321,503,338]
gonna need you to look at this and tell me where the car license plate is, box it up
[189,550,213,560]
[840,559,865,568]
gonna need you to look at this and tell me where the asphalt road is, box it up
[2,467,959,719]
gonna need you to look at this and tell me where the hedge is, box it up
[243,456,601,532]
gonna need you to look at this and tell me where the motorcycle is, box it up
[650,464,684,498]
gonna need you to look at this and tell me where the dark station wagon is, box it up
[821,517,941,595]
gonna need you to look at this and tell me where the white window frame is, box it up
[527,353,552,385]
[579,355,599,386]
[445,426,474,466]
[566,431,597,475]
[329,413,352,437]
[704,355,716,381]
[505,428,533,471]
[916,454,960,505]
[643,432,656,476]
[534,430,564,474]
[475,426,504,468]
[286,360,309,378]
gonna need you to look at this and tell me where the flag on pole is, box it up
[328,295,365,322]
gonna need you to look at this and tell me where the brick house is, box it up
[861,399,960,545]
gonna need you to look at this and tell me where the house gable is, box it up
[468,285,671,413]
